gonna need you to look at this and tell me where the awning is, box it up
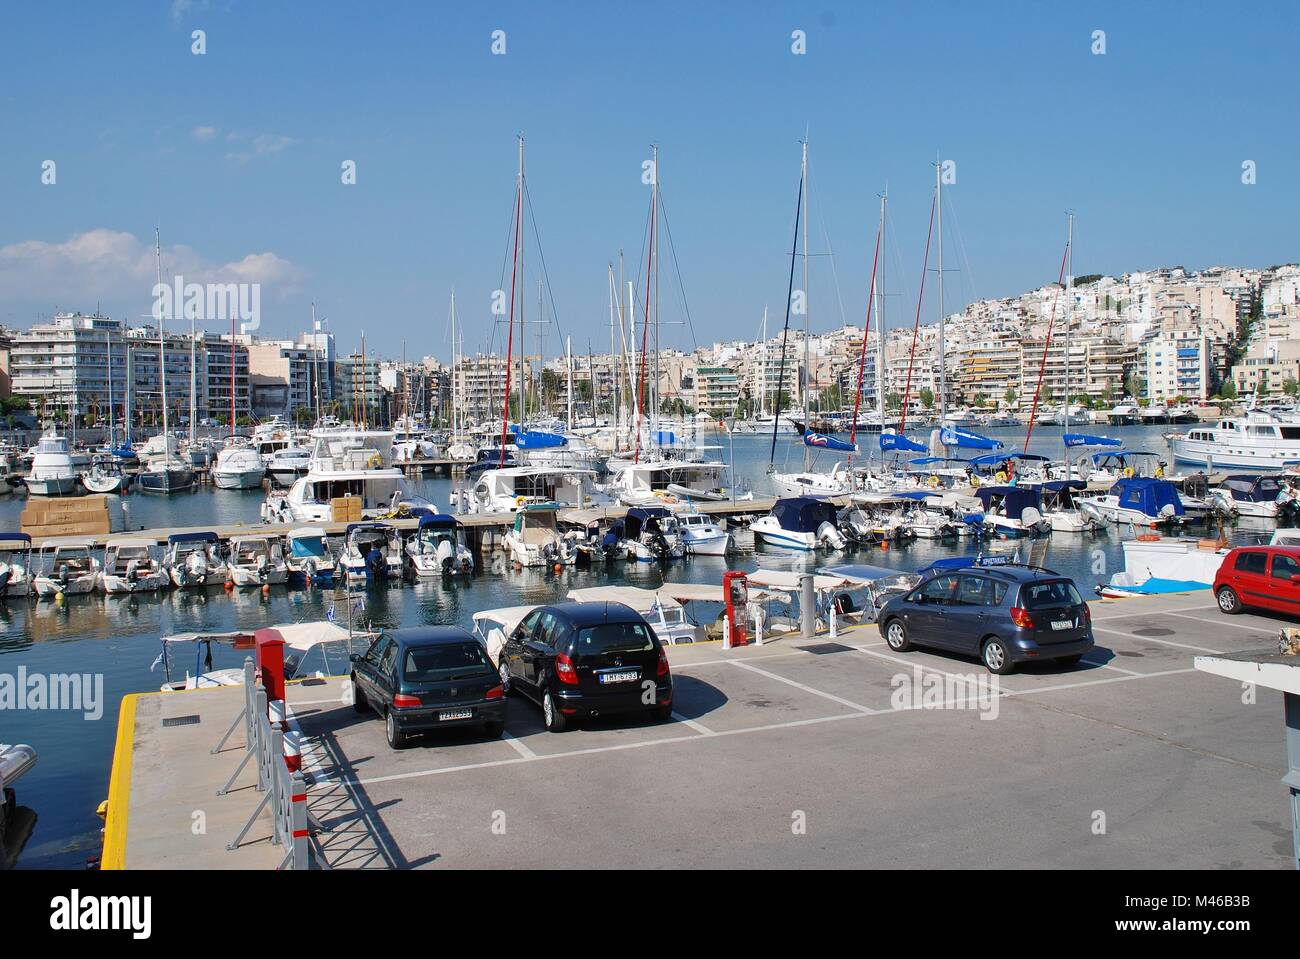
[745,569,855,592]
[471,605,540,634]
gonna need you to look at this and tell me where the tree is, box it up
[1124,372,1144,400]
[1004,388,1018,408]
[918,387,935,409]
[885,391,902,412]
[291,405,312,425]
[1283,377,1299,398]
[1100,380,1115,404]
[1220,378,1238,400]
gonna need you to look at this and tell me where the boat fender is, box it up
[1136,534,1161,542]
[995,471,1007,483]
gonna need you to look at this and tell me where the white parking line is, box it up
[729,659,877,714]
[671,713,715,735]
[501,732,536,759]
[1160,610,1279,633]
[1092,625,1221,654]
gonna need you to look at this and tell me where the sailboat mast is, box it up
[768,153,805,468]
[877,191,887,423]
[106,330,114,439]
[499,135,524,466]
[1063,212,1074,462]
[155,228,169,449]
[652,144,661,442]
[518,138,527,428]
[936,159,946,424]
[801,138,810,470]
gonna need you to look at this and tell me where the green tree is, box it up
[918,387,935,409]
[885,391,902,412]
[1003,388,1018,408]
[1124,372,1144,400]
[1283,377,1299,398]
[1220,378,1238,400]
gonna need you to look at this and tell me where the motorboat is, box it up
[771,461,853,499]
[0,533,33,599]
[502,503,577,568]
[184,436,215,468]
[1107,402,1138,425]
[1168,409,1300,470]
[566,586,707,645]
[405,513,474,577]
[1208,474,1300,521]
[337,522,404,583]
[1033,480,1103,533]
[26,431,79,496]
[154,621,370,691]
[262,429,423,524]
[284,527,337,586]
[972,486,1051,537]
[211,439,267,490]
[473,605,540,667]
[165,532,227,588]
[1096,535,1228,596]
[33,538,101,598]
[890,492,962,540]
[607,459,738,507]
[750,497,846,551]
[676,510,730,556]
[1077,477,1187,528]
[81,457,128,494]
[266,446,311,486]
[458,465,608,514]
[817,564,924,624]
[227,534,289,588]
[252,416,294,465]
[136,454,196,495]
[99,537,169,593]
[611,506,686,562]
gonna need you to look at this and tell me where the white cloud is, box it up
[169,0,210,22]
[191,125,217,142]
[222,131,298,164]
[0,229,305,310]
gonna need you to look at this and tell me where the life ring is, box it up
[928,475,940,488]
[368,453,383,469]
[995,470,1007,484]
[514,496,527,508]
[1123,467,1134,478]
[970,474,981,487]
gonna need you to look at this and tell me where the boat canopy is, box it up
[880,432,927,452]
[1039,479,1088,493]
[974,486,1043,521]
[770,497,839,532]
[940,426,1004,450]
[906,456,968,467]
[418,513,461,530]
[917,552,1039,575]
[1220,475,1282,501]
[515,430,567,450]
[1091,450,1159,465]
[1112,477,1185,517]
[161,621,357,653]
[1063,433,1122,448]
[345,522,393,534]
[472,605,539,634]
[746,568,857,592]
[624,506,673,539]
[0,532,32,544]
[167,531,217,544]
[818,563,909,584]
[566,586,684,616]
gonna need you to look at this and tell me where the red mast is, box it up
[1023,239,1070,452]
[848,220,882,454]
[500,138,524,467]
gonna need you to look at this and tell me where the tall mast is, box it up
[801,138,810,469]
[877,190,887,422]
[449,291,458,436]
[760,306,768,417]
[1063,212,1074,448]
[311,301,322,424]
[651,144,661,442]
[936,158,946,424]
[155,227,170,451]
[768,149,805,469]
[499,135,524,465]
[518,137,527,428]
[189,302,196,447]
[106,329,114,441]
[608,264,618,439]
[565,335,573,430]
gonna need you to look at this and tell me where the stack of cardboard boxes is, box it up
[21,495,112,539]
[330,496,363,524]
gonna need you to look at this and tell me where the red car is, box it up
[1213,545,1300,616]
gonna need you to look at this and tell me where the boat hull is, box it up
[137,468,196,494]
[26,475,79,496]
[212,467,266,490]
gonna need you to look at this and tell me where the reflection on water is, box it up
[0,427,1280,868]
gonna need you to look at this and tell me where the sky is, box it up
[1,1,1296,363]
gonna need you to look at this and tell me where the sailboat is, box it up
[138,227,197,495]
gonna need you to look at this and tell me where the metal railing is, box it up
[217,657,326,870]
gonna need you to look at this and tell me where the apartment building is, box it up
[1231,339,1300,396]
[694,365,740,415]
[1144,330,1211,401]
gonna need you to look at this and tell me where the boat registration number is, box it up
[1050,619,1074,631]
[439,708,473,721]
[600,670,639,684]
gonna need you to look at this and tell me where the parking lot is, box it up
[282,591,1294,869]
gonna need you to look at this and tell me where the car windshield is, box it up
[402,642,493,682]
[1020,580,1083,609]
[574,621,654,655]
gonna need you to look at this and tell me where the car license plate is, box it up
[600,670,639,684]
[439,708,473,721]
[1050,619,1073,631]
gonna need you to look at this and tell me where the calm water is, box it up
[0,425,1276,868]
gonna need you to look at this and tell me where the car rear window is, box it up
[1234,551,1267,574]
[1020,580,1083,609]
[403,642,493,682]
[574,621,655,655]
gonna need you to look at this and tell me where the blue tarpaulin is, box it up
[940,426,1004,450]
[514,430,566,450]
[880,432,927,452]
[1063,433,1122,448]
[803,431,858,453]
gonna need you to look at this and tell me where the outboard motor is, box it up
[1020,506,1045,534]
[185,549,207,584]
[436,538,454,568]
[0,568,11,594]
[816,520,845,550]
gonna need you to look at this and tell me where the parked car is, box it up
[1213,545,1300,617]
[877,561,1094,674]
[350,626,507,749]
[497,601,673,731]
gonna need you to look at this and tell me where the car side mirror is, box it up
[349,654,361,663]
[1291,575,1300,585]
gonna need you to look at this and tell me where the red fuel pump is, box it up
[723,571,750,647]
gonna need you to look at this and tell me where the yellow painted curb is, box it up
[100,693,138,870]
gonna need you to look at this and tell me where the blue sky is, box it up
[1,1,1294,360]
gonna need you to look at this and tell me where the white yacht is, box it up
[607,459,734,506]
[252,416,294,465]
[211,439,267,490]
[676,510,730,556]
[262,429,423,524]
[771,461,853,499]
[457,466,608,514]
[1168,410,1300,469]
[26,431,79,496]
[266,445,311,486]
[33,539,101,598]
[99,538,169,593]
[227,534,289,588]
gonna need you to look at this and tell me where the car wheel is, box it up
[498,660,512,693]
[385,709,407,749]
[351,675,368,713]
[982,637,1014,675]
[483,720,505,739]
[1057,654,1083,669]
[542,691,567,732]
[1216,585,1241,615]
[885,619,911,652]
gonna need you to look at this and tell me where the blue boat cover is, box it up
[1063,433,1121,448]
[770,497,839,532]
[1111,477,1184,517]
[940,426,1004,450]
[880,432,927,452]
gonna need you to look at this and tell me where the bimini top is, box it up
[1112,477,1185,517]
[974,486,1043,521]
[770,497,839,533]
[1038,479,1088,493]
[167,531,218,544]
[627,505,672,520]
[345,522,393,534]
[418,513,461,529]
[1091,450,1158,465]
[970,452,1050,468]
[0,532,32,544]
[1220,475,1283,502]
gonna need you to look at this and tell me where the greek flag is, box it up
[326,603,336,622]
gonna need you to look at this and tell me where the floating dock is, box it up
[102,589,1296,869]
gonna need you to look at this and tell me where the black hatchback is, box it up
[351,626,507,749]
[497,602,673,732]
